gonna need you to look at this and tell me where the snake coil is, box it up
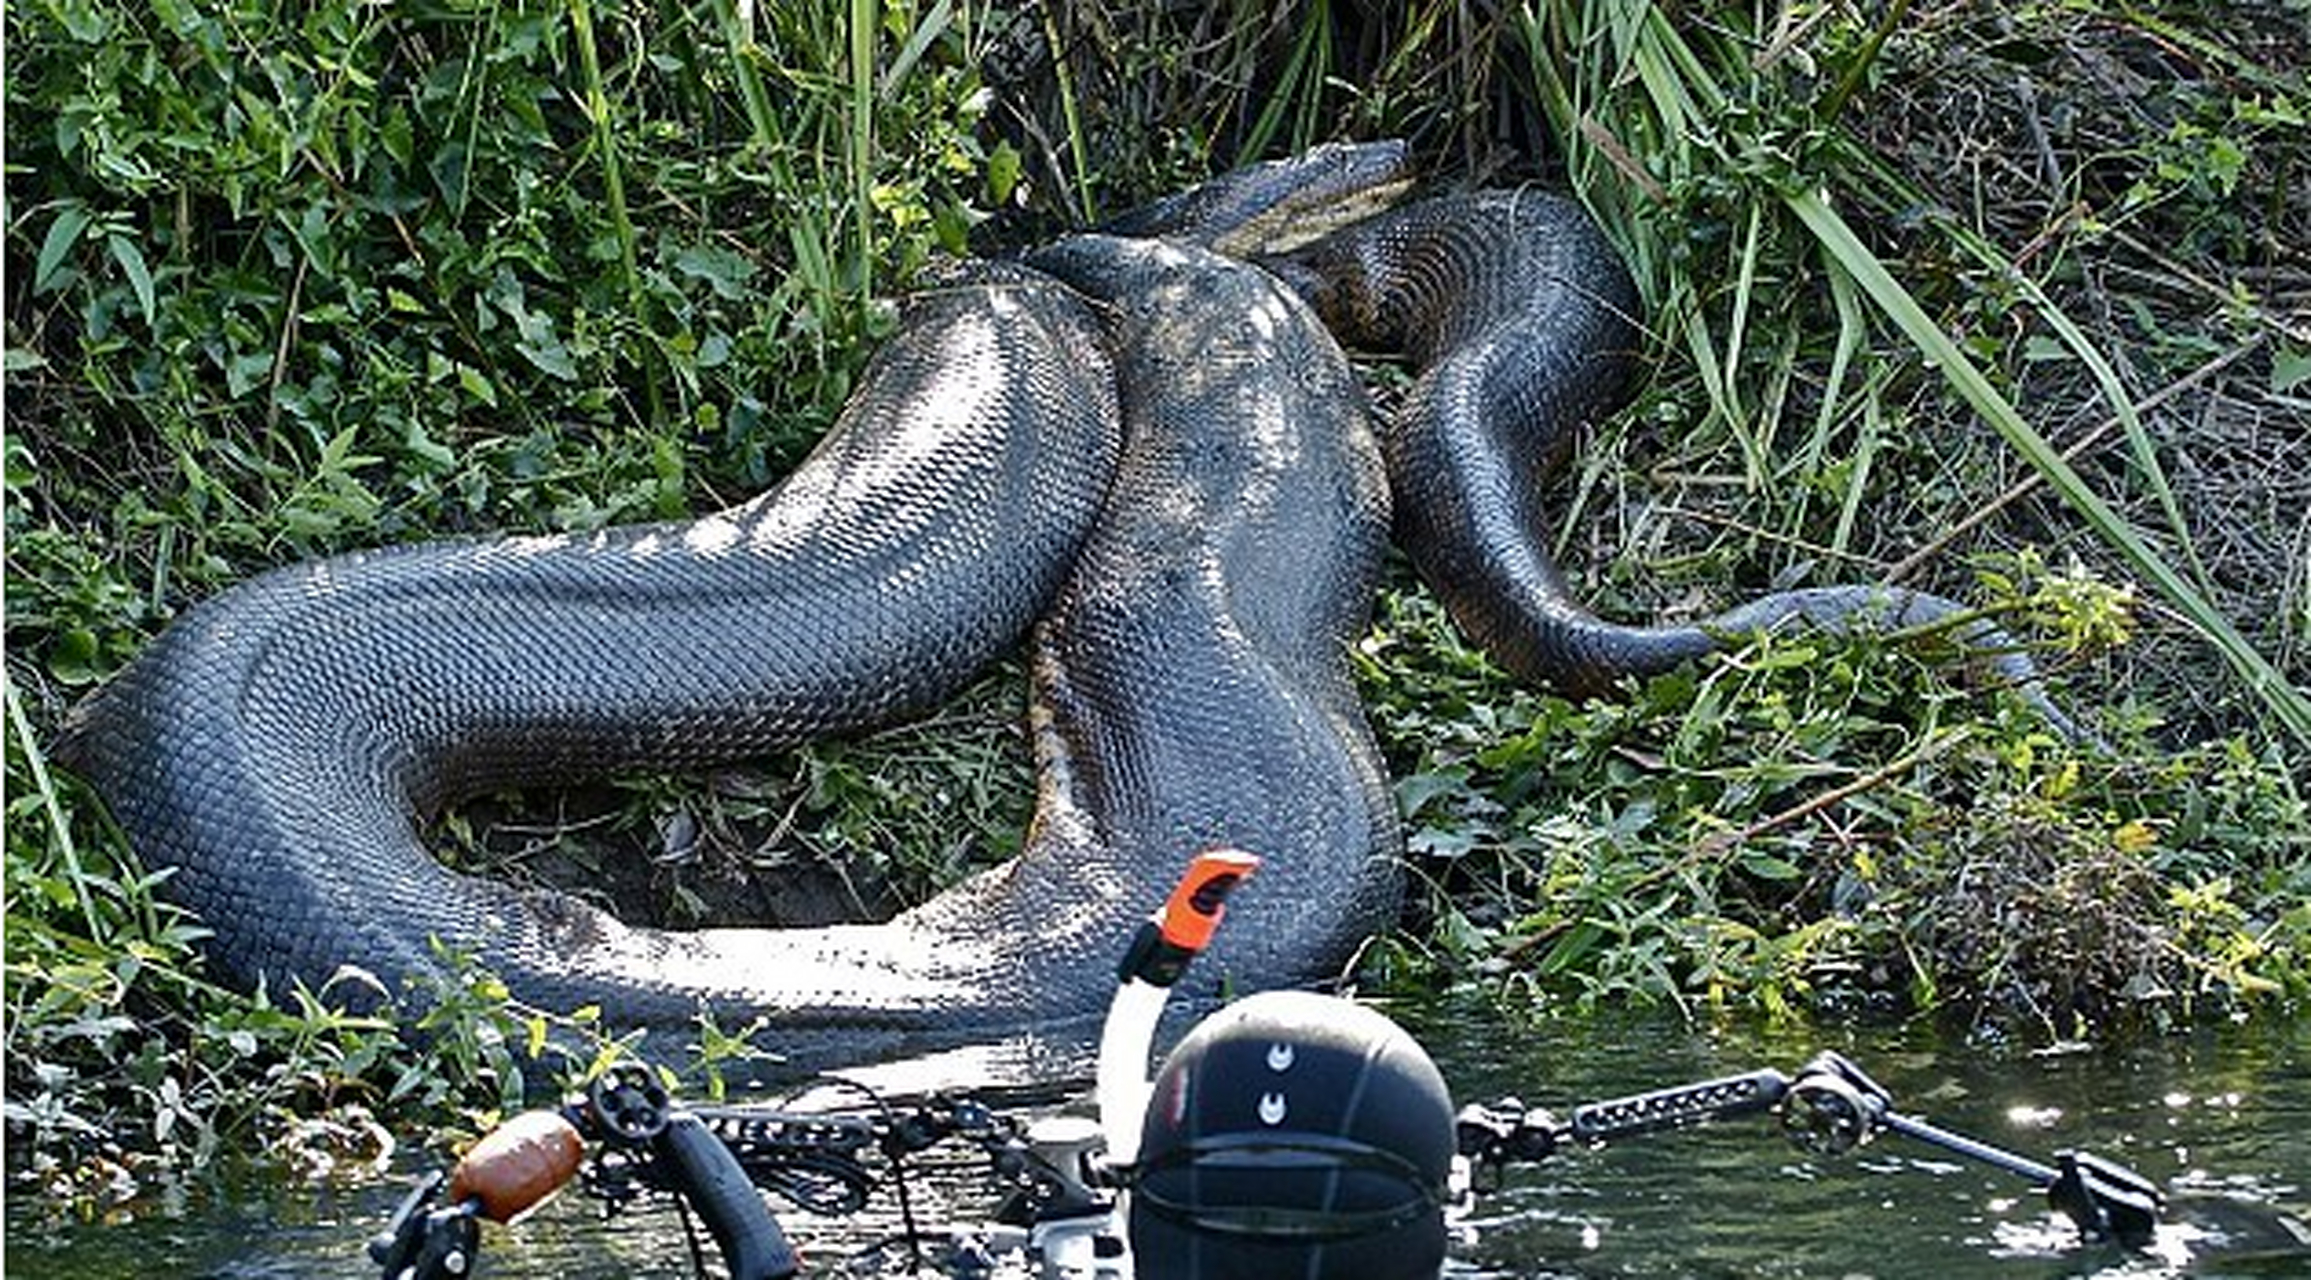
[57,144,2086,1077]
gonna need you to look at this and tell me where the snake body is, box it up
[940,232,1397,1008]
[1270,187,2081,733]
[58,145,2080,1074]
[57,265,1128,1056]
[57,234,1395,1071]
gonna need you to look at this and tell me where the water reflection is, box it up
[8,1004,2306,1277]
[1411,1001,2310,1279]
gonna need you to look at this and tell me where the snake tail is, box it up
[1273,188,2091,739]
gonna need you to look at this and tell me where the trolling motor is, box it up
[1454,1047,2167,1248]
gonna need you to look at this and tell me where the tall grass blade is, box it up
[1942,220,2216,593]
[709,0,779,151]
[1788,189,2311,745]
[570,0,661,428]
[881,0,954,98]
[1543,0,2311,745]
[5,669,103,941]
[849,0,878,300]
[1035,2,1094,222]
[1724,202,1766,484]
[1794,259,1869,556]
[1241,0,1331,160]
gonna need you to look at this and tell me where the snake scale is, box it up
[1266,183,2085,737]
[57,142,2075,1074]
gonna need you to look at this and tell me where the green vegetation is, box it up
[1349,0,2311,1032]
[7,0,2307,1207]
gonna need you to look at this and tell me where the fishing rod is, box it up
[370,851,2275,1280]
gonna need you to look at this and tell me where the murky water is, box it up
[9,1003,2307,1278]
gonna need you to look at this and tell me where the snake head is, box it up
[1101,139,1417,258]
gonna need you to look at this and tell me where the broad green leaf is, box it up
[1395,768,1471,818]
[987,139,1024,206]
[457,365,499,406]
[35,205,92,294]
[2275,343,2311,395]
[106,234,157,323]
[673,244,758,300]
[1739,850,1805,881]
[47,629,102,685]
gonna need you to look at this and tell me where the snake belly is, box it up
[54,264,1128,1059]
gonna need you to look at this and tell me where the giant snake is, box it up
[56,143,2077,1075]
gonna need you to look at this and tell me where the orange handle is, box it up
[448,1109,585,1224]
[1155,848,1260,953]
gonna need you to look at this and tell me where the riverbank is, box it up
[7,0,2306,1203]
